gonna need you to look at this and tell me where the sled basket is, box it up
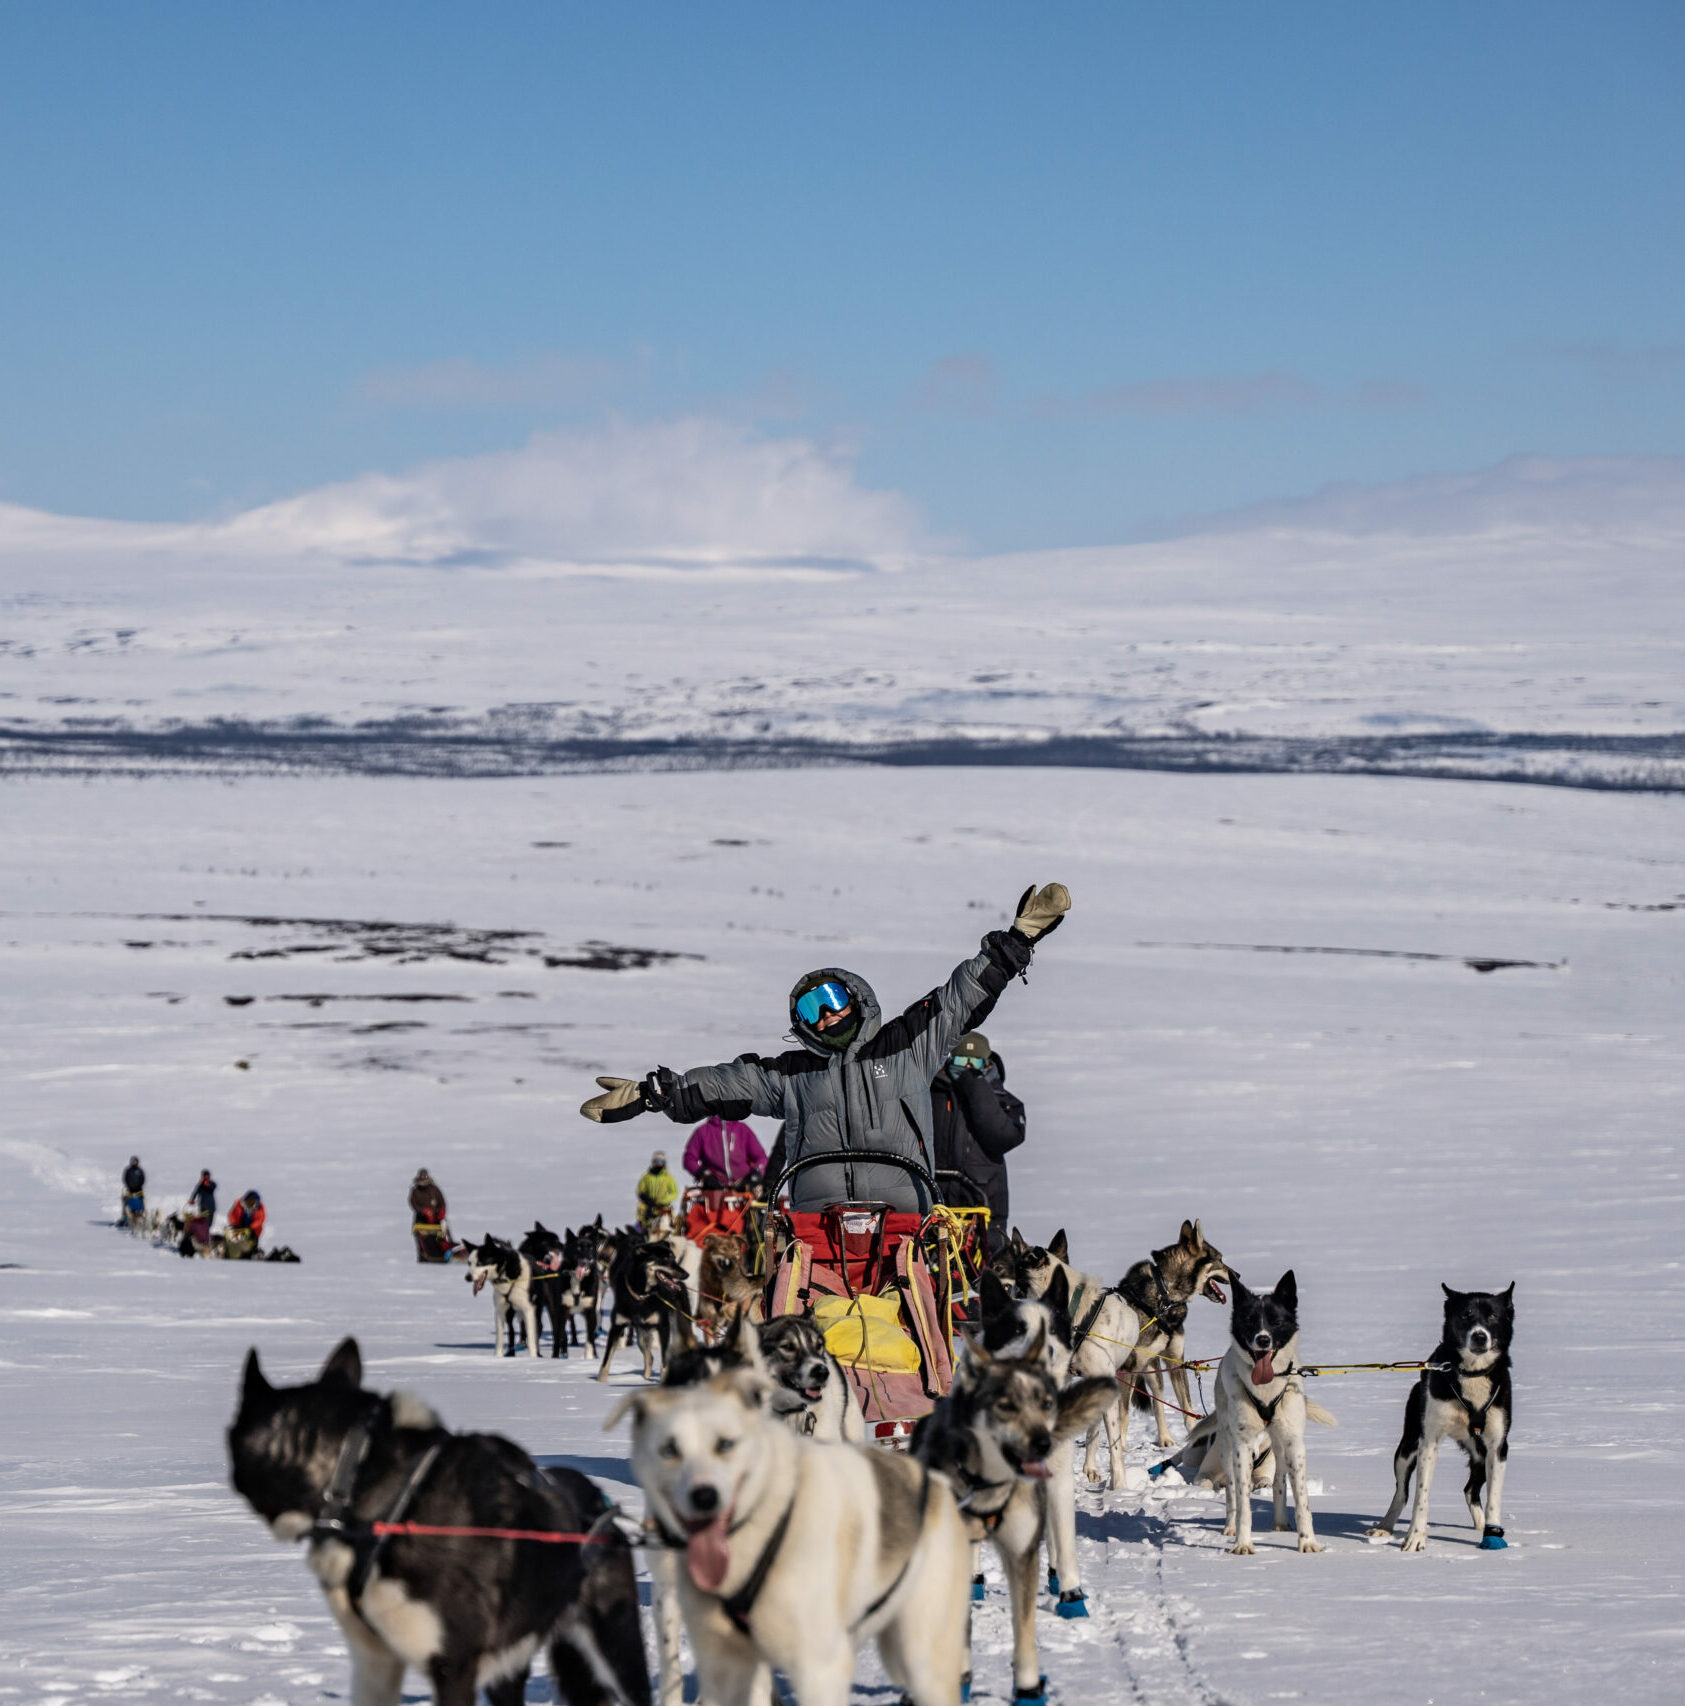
[762,1154,956,1438]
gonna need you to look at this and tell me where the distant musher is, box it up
[183,1169,217,1255]
[225,1189,266,1258]
[409,1168,452,1263]
[121,1156,146,1229]
[581,884,1070,1212]
[635,1150,680,1231]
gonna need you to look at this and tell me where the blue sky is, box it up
[2,0,1681,551]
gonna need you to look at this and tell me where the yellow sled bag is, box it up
[813,1292,923,1374]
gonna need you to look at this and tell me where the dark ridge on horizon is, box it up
[2,719,1682,793]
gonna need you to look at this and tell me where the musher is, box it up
[580,884,1069,1212]
[184,1169,217,1254]
[682,1113,766,1189]
[225,1189,266,1258]
[635,1150,680,1231]
[121,1156,146,1228]
[409,1167,452,1263]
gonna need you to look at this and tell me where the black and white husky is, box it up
[1368,1283,1515,1551]
[595,1237,690,1382]
[227,1337,650,1706]
[756,1314,866,1443]
[461,1235,540,1359]
[1177,1272,1334,1555]
[914,1331,1115,1702]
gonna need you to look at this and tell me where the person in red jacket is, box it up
[226,1189,266,1257]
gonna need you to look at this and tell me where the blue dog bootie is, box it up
[1011,1677,1047,1704]
[971,1572,986,1602]
[960,1674,973,1704]
[1045,1568,1060,1595]
[1055,1588,1089,1619]
[1480,1525,1508,1550]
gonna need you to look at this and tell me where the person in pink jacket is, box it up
[681,1114,767,1189]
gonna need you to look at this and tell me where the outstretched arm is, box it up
[580,1055,787,1125]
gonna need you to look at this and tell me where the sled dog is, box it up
[913,1329,1115,1698]
[595,1237,690,1382]
[698,1232,763,1329]
[1368,1282,1515,1552]
[519,1222,570,1357]
[1178,1272,1332,1554]
[1006,1228,1140,1490]
[977,1267,1092,1616]
[559,1220,606,1353]
[460,1235,540,1359]
[614,1366,972,1706]
[756,1313,866,1443]
[228,1337,649,1706]
[1115,1219,1231,1449]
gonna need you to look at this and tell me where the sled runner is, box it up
[763,1153,957,1442]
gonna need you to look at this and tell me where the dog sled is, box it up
[762,1153,958,1444]
[413,1215,455,1264]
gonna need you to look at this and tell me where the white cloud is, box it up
[0,416,932,577]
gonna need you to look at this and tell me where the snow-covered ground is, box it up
[3,764,1682,1705]
[5,455,1684,788]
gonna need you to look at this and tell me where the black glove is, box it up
[641,1067,681,1113]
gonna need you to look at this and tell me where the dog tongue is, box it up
[686,1513,732,1593]
[1020,1460,1051,1481]
[1252,1351,1276,1385]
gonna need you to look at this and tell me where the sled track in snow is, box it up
[3,721,1685,791]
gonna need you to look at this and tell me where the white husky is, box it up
[612,1367,972,1706]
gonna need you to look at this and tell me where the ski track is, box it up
[2,765,1683,1706]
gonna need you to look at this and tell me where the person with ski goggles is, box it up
[579,884,1069,1213]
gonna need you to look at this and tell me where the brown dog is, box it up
[697,1231,762,1329]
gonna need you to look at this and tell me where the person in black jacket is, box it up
[930,1031,1024,1256]
[120,1156,146,1227]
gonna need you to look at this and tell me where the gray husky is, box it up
[913,1332,1115,1702]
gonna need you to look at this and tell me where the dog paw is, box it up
[1401,1532,1427,1553]
[1228,1541,1256,1556]
[1297,1536,1324,1553]
[1364,1526,1393,1544]
[1274,1518,1294,1531]
[1084,1469,1102,1485]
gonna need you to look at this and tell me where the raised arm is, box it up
[901,883,1072,1079]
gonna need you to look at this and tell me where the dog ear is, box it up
[1192,1218,1205,1247]
[1180,1219,1197,1246]
[960,1326,991,1366]
[1010,1227,1027,1254]
[1026,1319,1048,1363]
[1054,1375,1120,1442]
[722,1365,774,1411]
[1044,1265,1071,1315]
[1048,1229,1069,1262]
[978,1269,1012,1320]
[1500,1281,1515,1303]
[1273,1270,1297,1312]
[240,1347,271,1408]
[604,1392,650,1433]
[1441,1282,1464,1304]
[319,1337,362,1388]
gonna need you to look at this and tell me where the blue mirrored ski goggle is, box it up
[795,980,852,1025]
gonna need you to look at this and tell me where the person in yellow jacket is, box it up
[635,1150,680,1231]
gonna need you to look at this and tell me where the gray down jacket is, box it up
[658,931,1034,1211]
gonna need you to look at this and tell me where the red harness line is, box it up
[371,1521,601,1544]
[1117,1376,1207,1423]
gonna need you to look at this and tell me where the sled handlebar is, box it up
[765,1149,938,1213]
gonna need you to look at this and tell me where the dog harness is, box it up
[1448,1361,1506,1439]
[1239,1366,1299,1429]
[1067,1283,1111,1359]
[711,1467,932,1637]
[311,1404,447,1613]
